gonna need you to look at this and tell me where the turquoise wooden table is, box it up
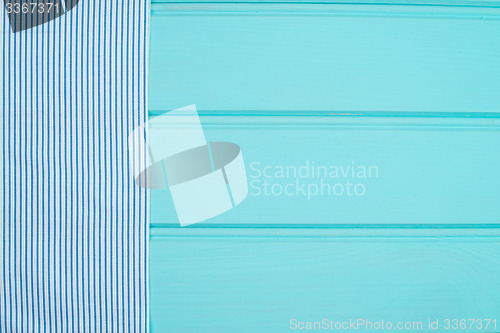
[149,1,500,331]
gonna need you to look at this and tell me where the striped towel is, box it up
[0,1,149,332]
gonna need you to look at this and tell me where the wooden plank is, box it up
[150,3,500,113]
[152,0,500,7]
[150,233,500,332]
[150,114,500,226]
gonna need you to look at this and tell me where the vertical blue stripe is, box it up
[57,6,65,331]
[84,3,91,330]
[103,2,109,331]
[68,6,74,329]
[90,2,97,330]
[97,1,103,330]
[131,3,136,331]
[79,2,85,329]
[30,9,36,329]
[51,12,59,332]
[41,13,47,332]
[62,8,69,331]
[125,2,132,330]
[20,18,26,332]
[21,13,27,332]
[2,9,8,333]
[12,8,18,331]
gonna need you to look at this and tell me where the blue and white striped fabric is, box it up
[0,2,149,332]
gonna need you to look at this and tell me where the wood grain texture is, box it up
[150,231,500,332]
[149,2,500,331]
[150,114,500,226]
[150,3,500,113]
[152,0,500,6]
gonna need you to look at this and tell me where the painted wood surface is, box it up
[153,0,500,4]
[150,228,500,332]
[150,2,500,113]
[150,114,500,226]
[149,1,500,331]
